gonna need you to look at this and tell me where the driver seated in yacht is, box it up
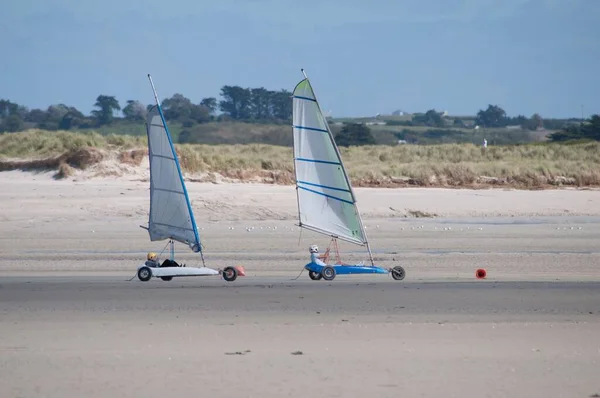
[309,244,328,266]
[145,252,184,268]
[145,252,161,267]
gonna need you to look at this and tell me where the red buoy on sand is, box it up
[476,268,487,279]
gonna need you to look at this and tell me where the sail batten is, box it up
[145,104,201,251]
[293,95,317,102]
[153,188,186,195]
[297,186,354,205]
[293,125,328,133]
[152,154,176,161]
[296,180,351,193]
[295,158,341,165]
[292,76,368,246]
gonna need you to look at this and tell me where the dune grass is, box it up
[0,129,146,158]
[1,129,599,188]
[174,141,600,187]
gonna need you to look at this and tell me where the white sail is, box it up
[292,74,367,246]
[145,104,201,253]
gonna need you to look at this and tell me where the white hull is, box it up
[135,262,242,282]
[137,264,219,277]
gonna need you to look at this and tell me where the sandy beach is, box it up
[1,170,600,397]
[1,169,599,279]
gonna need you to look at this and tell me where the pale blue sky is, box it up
[1,0,598,118]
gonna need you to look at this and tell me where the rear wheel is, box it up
[223,266,238,282]
[308,271,322,281]
[321,266,336,281]
[160,276,173,281]
[137,266,152,282]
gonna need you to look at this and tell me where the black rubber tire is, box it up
[137,266,152,282]
[222,266,238,282]
[321,266,336,281]
[391,265,405,281]
[160,276,173,281]
[308,271,322,281]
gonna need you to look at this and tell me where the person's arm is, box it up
[319,248,330,261]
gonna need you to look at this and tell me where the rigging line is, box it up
[290,266,306,280]
[290,226,305,279]
[199,248,206,267]
[158,239,170,258]
[297,224,303,246]
[127,240,170,282]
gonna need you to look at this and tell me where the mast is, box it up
[291,73,303,234]
[147,74,161,106]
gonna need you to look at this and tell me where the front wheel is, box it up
[137,266,152,282]
[222,266,238,282]
[161,276,173,281]
[391,265,405,281]
[321,266,336,281]
[308,271,322,281]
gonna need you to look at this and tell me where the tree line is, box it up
[388,104,579,131]
[548,115,600,142]
[469,105,599,142]
[1,88,584,134]
[0,85,293,133]
[1,91,597,145]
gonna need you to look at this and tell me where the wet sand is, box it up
[1,277,599,398]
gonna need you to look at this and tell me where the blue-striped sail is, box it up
[144,80,201,253]
[292,72,367,246]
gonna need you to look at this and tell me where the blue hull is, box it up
[304,262,389,275]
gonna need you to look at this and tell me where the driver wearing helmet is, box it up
[309,244,327,266]
[145,252,160,268]
[145,252,185,268]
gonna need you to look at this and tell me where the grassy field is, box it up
[1,129,599,188]
[51,115,550,147]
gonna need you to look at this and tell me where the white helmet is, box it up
[309,244,318,253]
